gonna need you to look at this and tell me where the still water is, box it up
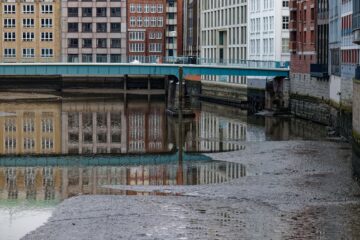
[0,92,327,239]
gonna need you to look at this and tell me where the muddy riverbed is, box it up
[23,141,360,240]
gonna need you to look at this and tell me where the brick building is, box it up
[289,0,330,99]
[127,0,166,63]
[126,0,183,63]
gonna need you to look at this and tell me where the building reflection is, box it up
[62,97,168,154]
[0,161,246,200]
[0,102,62,155]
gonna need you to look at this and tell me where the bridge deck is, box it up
[0,63,289,78]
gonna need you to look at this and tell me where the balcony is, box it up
[166,19,177,25]
[310,64,329,78]
[353,29,360,44]
[166,7,176,13]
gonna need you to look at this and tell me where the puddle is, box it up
[0,158,245,240]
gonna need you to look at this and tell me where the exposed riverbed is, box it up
[23,141,360,240]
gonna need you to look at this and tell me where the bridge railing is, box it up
[2,56,289,69]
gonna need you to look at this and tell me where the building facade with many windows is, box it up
[247,0,290,89]
[127,0,166,62]
[200,0,248,85]
[61,0,126,63]
[0,0,61,62]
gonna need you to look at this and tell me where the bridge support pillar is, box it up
[124,75,128,91]
[147,75,151,90]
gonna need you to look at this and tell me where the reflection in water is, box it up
[0,161,246,201]
[0,94,327,155]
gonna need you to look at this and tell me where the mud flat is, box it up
[23,141,360,240]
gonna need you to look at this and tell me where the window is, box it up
[110,23,121,32]
[41,18,52,27]
[24,138,35,150]
[5,137,16,150]
[82,8,92,17]
[129,43,145,52]
[82,38,92,48]
[129,31,145,41]
[23,18,34,28]
[150,4,156,13]
[137,17,142,27]
[130,4,135,13]
[22,32,34,41]
[96,23,107,32]
[68,8,78,17]
[282,16,289,29]
[68,22,78,32]
[41,117,53,132]
[110,54,121,63]
[22,48,35,58]
[157,17,163,27]
[42,138,53,150]
[68,38,78,48]
[111,38,121,48]
[4,18,16,28]
[282,38,289,53]
[82,22,92,32]
[4,32,15,41]
[144,4,149,13]
[41,5,53,14]
[67,54,79,62]
[137,4,142,13]
[96,7,106,17]
[4,5,16,14]
[41,32,53,41]
[82,54,93,62]
[130,16,136,27]
[149,43,162,52]
[157,4,163,13]
[110,7,120,17]
[4,48,16,58]
[282,0,289,7]
[22,5,34,14]
[41,48,53,57]
[96,38,107,48]
[96,54,107,62]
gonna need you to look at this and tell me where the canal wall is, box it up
[353,80,360,180]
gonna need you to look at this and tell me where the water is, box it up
[0,91,328,239]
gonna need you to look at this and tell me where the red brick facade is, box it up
[289,0,317,74]
[127,0,167,62]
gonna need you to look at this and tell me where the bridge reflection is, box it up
[0,161,246,201]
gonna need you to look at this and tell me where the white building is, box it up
[199,0,248,85]
[247,0,290,89]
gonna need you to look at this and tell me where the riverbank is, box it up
[23,140,360,239]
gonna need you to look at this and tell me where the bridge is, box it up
[0,62,289,79]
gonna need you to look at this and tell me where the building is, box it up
[352,0,360,177]
[0,0,61,62]
[61,99,127,154]
[289,0,329,100]
[247,0,290,90]
[126,0,183,63]
[165,0,183,59]
[329,0,342,104]
[61,98,168,154]
[127,0,166,63]
[339,0,359,106]
[61,0,127,63]
[199,0,248,95]
[0,101,61,155]
[183,0,200,57]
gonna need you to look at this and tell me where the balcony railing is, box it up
[310,64,329,78]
